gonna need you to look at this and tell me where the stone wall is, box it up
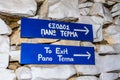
[0,0,120,80]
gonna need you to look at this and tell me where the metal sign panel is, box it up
[21,43,95,65]
[21,18,93,42]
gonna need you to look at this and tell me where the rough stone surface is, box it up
[114,16,120,25]
[31,65,76,80]
[48,0,79,19]
[97,45,116,54]
[78,2,93,16]
[38,0,48,18]
[0,0,37,17]
[93,0,105,3]
[9,50,20,62]
[8,62,20,70]
[0,36,10,53]
[0,53,9,68]
[111,3,120,17]
[78,0,87,3]
[90,3,113,24]
[107,1,116,6]
[0,18,12,35]
[52,40,80,46]
[0,0,120,80]
[104,25,120,44]
[97,44,120,54]
[15,67,32,80]
[0,15,20,29]
[0,69,16,80]
[79,2,93,8]
[76,76,99,80]
[81,42,96,48]
[35,0,44,3]
[79,8,90,16]
[100,73,119,80]
[112,44,120,53]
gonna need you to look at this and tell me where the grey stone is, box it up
[114,16,120,25]
[48,0,79,19]
[79,2,93,9]
[0,53,9,68]
[15,67,32,80]
[0,0,37,17]
[31,65,76,80]
[76,76,99,80]
[0,36,10,53]
[104,25,120,44]
[111,3,120,17]
[0,69,16,80]
[90,3,113,24]
[100,73,119,80]
[0,18,12,35]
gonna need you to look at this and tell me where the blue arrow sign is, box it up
[21,18,93,42]
[21,43,95,65]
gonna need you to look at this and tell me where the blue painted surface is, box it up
[21,18,93,42]
[21,43,95,65]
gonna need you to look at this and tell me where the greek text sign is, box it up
[21,18,93,41]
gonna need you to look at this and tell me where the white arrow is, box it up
[74,26,89,35]
[73,51,91,59]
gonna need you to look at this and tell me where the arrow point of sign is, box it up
[84,26,89,35]
[73,51,91,59]
[87,51,91,59]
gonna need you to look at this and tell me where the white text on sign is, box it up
[38,47,74,62]
[41,23,78,38]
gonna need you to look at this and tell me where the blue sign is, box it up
[21,18,93,42]
[21,43,95,64]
